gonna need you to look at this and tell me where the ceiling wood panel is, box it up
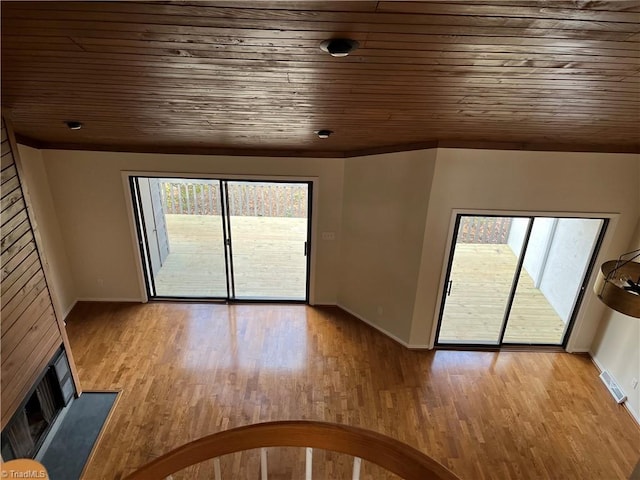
[377,1,640,20]
[1,1,639,155]
[5,22,639,53]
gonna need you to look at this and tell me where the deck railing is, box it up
[123,421,460,480]
[160,180,307,218]
[457,216,511,244]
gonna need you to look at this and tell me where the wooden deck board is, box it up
[439,244,567,344]
[157,218,567,344]
[153,214,308,299]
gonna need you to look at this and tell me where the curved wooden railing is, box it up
[124,421,460,480]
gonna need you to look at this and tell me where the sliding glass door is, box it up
[131,177,311,302]
[436,214,606,347]
[226,181,309,300]
[135,178,229,298]
[503,217,605,344]
[438,216,523,345]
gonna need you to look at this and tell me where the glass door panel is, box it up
[226,181,309,300]
[133,177,312,302]
[504,218,605,344]
[437,216,527,345]
[137,177,228,298]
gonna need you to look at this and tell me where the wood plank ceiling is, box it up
[1,1,639,157]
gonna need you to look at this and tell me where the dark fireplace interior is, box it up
[26,385,53,444]
[2,348,74,460]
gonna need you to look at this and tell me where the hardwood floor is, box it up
[65,302,639,479]
[153,214,308,299]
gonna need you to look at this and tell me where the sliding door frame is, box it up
[129,176,159,300]
[222,179,313,303]
[221,180,235,300]
[121,171,318,305]
[495,216,535,345]
[131,176,231,301]
[431,209,615,351]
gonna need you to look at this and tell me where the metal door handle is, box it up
[447,280,453,296]
[304,241,308,256]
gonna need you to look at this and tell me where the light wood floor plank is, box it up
[66,302,640,480]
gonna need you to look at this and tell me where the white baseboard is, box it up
[566,347,590,354]
[336,304,431,350]
[76,297,143,303]
[310,298,337,306]
[625,401,639,426]
[590,354,640,426]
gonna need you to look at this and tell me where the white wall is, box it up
[507,217,529,259]
[137,178,162,276]
[338,150,436,343]
[410,149,640,350]
[520,217,556,286]
[591,218,640,423]
[509,217,604,323]
[22,145,639,355]
[39,150,344,304]
[16,145,77,318]
[539,218,603,323]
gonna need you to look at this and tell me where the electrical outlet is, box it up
[97,278,104,287]
[377,306,383,316]
[632,378,638,390]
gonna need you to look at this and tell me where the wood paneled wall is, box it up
[1,117,68,428]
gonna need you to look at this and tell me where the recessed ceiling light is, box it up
[319,38,359,57]
[65,120,83,130]
[316,129,333,139]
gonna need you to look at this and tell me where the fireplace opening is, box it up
[25,392,49,443]
[2,348,74,460]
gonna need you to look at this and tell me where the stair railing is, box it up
[124,420,460,480]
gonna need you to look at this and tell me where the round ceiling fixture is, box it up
[594,251,640,318]
[319,38,359,57]
[316,129,333,139]
[65,120,83,130]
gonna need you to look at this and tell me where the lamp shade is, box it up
[594,260,640,318]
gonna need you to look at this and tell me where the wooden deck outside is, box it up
[438,244,567,345]
[153,214,308,299]
[157,217,566,343]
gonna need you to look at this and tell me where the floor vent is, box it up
[599,370,627,404]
